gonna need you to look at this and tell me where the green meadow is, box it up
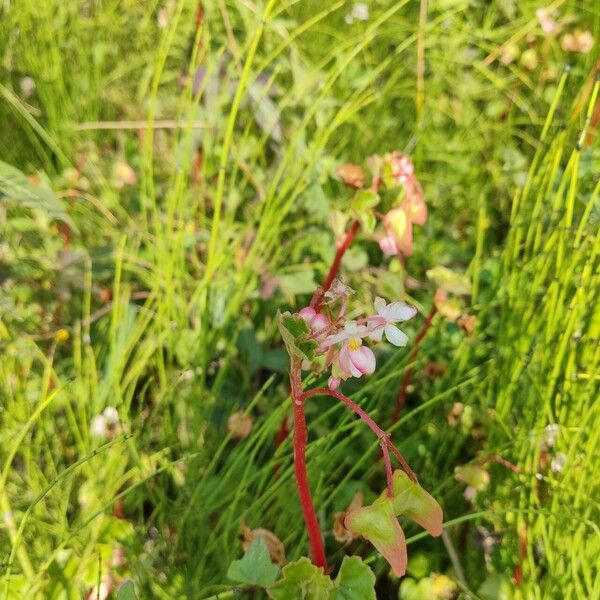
[0,1,598,598]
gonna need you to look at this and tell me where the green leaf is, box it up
[357,210,376,235]
[115,580,137,600]
[0,160,75,229]
[277,311,318,362]
[334,556,376,600]
[227,536,279,587]
[351,189,379,213]
[477,574,514,600]
[268,558,334,600]
[397,577,434,600]
[426,265,471,296]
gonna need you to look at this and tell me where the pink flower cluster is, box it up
[298,286,417,390]
[379,153,427,257]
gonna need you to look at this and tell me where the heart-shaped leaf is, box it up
[227,536,279,587]
[334,556,376,600]
[268,557,333,599]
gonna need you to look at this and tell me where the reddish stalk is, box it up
[276,220,361,474]
[380,441,394,498]
[290,359,328,571]
[391,305,437,423]
[310,220,360,311]
[302,387,417,487]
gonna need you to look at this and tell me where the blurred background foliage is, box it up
[0,0,598,598]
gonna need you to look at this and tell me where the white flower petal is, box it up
[384,324,409,347]
[374,296,387,314]
[369,325,384,342]
[383,302,417,322]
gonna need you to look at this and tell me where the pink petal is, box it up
[339,345,361,378]
[379,235,399,256]
[328,376,341,390]
[350,346,376,375]
[298,307,316,322]
[368,324,385,343]
[310,313,329,332]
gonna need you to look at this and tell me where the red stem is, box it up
[290,360,328,571]
[302,387,417,485]
[276,220,361,474]
[310,220,360,311]
[391,305,437,423]
[380,441,394,498]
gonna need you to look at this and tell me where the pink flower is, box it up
[339,340,376,378]
[298,306,329,333]
[379,183,427,257]
[379,234,399,256]
[390,152,414,184]
[378,152,427,257]
[536,8,561,35]
[325,322,376,380]
[368,297,417,346]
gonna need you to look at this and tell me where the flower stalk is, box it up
[310,219,360,311]
[289,358,328,571]
[278,151,438,574]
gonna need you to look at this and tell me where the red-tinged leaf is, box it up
[344,498,407,577]
[389,471,443,537]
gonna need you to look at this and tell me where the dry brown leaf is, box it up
[242,523,286,566]
[227,411,253,438]
[337,163,365,188]
[457,314,476,335]
[333,490,363,543]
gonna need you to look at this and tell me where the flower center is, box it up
[347,337,362,351]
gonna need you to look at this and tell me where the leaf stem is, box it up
[310,220,360,311]
[301,387,417,485]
